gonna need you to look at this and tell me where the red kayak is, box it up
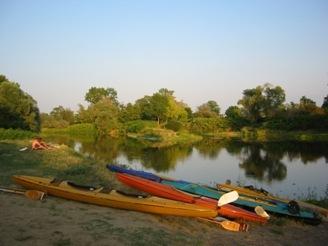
[116,173,267,223]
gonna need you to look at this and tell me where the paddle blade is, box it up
[220,220,249,232]
[255,206,270,219]
[218,190,239,207]
[197,217,249,232]
[24,190,46,201]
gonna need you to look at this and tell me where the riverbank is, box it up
[209,128,328,142]
[1,139,328,245]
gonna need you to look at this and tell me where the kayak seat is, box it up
[116,190,149,198]
[50,178,64,186]
[67,181,99,191]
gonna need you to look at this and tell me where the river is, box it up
[48,136,328,200]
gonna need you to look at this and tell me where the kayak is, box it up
[116,173,267,223]
[107,164,321,224]
[12,175,218,218]
[218,183,328,219]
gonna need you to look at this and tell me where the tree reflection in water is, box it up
[48,135,328,183]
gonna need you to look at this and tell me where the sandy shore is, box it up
[1,192,328,246]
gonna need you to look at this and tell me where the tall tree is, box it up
[0,75,40,131]
[89,98,120,137]
[195,100,220,118]
[238,84,285,123]
[225,106,249,129]
[85,87,118,104]
[50,106,75,124]
[299,96,317,113]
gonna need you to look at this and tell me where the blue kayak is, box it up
[107,164,321,224]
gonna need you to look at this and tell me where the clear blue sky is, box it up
[1,0,327,113]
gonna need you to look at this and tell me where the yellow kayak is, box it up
[12,175,218,218]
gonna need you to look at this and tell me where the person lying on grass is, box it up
[31,137,53,150]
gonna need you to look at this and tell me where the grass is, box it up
[303,184,328,209]
[0,139,116,187]
[127,128,202,148]
[0,128,36,140]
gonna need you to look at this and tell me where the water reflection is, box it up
[48,135,328,184]
[237,144,287,182]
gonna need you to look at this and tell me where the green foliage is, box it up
[165,120,183,132]
[238,84,286,123]
[41,106,75,129]
[119,103,141,122]
[0,128,35,140]
[90,98,121,137]
[194,100,220,118]
[263,115,328,131]
[51,106,75,124]
[125,120,157,133]
[225,106,250,129]
[135,88,188,124]
[0,75,40,132]
[85,87,118,104]
[189,117,229,134]
[67,123,96,137]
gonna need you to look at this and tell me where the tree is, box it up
[85,87,118,104]
[322,95,328,110]
[135,88,188,125]
[76,104,94,123]
[299,96,317,113]
[263,85,285,117]
[149,91,169,124]
[238,84,286,123]
[119,103,141,122]
[225,106,249,129]
[0,76,40,131]
[195,100,220,118]
[50,106,75,124]
[0,74,8,84]
[89,98,120,137]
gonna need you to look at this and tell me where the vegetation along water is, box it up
[1,73,328,204]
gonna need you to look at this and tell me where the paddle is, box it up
[0,187,45,201]
[254,206,270,219]
[217,190,239,207]
[198,217,249,232]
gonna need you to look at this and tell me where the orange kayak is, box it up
[117,173,267,223]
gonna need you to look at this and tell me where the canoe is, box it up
[107,164,321,224]
[117,173,267,223]
[12,175,218,218]
[218,183,328,219]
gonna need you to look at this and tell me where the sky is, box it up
[1,0,328,113]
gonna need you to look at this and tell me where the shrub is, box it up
[125,120,158,133]
[165,120,183,132]
[0,128,35,140]
[189,117,229,134]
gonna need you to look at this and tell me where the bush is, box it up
[263,115,328,131]
[165,120,183,132]
[189,117,229,134]
[125,120,158,133]
[0,128,35,140]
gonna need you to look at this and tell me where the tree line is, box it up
[1,74,328,135]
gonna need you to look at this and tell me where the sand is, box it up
[1,192,328,246]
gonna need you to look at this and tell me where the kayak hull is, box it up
[107,164,321,224]
[12,175,217,218]
[117,173,267,223]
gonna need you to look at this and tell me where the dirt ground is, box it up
[1,192,328,246]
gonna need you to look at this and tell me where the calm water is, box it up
[48,136,328,200]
